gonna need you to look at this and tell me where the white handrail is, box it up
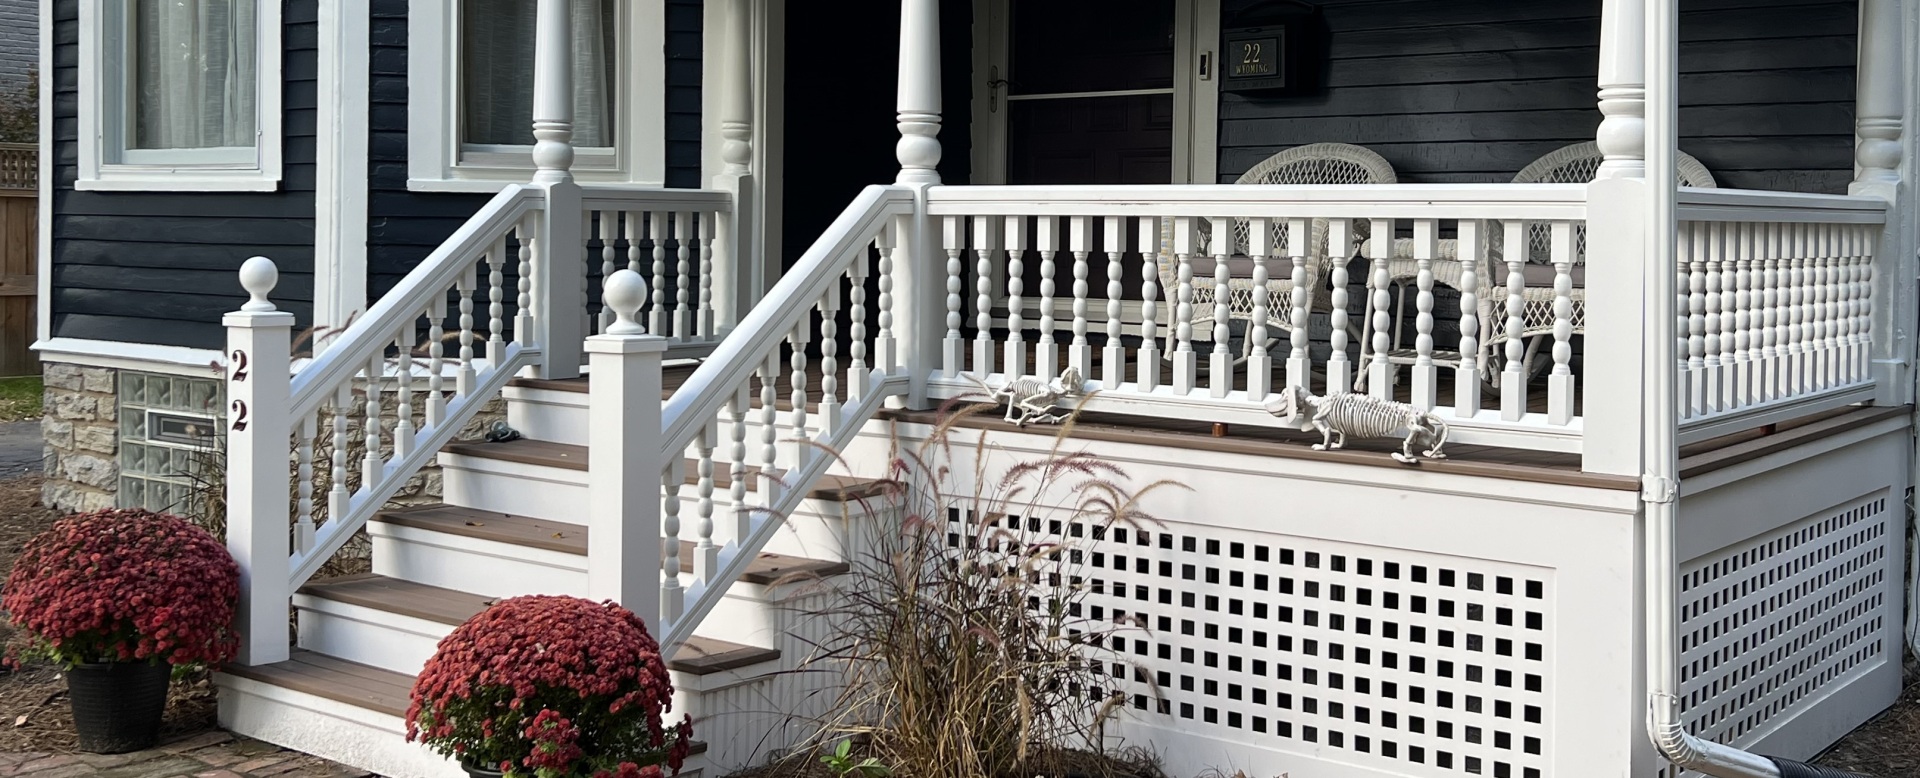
[1677,188,1889,224]
[288,185,544,420]
[927,183,1590,220]
[579,186,733,213]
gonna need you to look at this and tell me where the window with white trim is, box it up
[77,0,283,191]
[408,0,665,192]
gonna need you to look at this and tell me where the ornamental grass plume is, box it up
[406,595,693,778]
[1,508,240,668]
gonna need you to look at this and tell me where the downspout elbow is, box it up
[1648,693,1782,778]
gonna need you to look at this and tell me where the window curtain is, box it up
[462,0,617,148]
[131,0,259,150]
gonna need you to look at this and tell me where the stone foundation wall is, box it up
[39,360,509,517]
[41,363,119,513]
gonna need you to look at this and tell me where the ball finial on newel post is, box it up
[239,256,280,313]
[603,269,650,336]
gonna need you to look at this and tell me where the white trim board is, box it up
[315,0,372,332]
[405,0,667,192]
[34,338,228,377]
[35,0,50,346]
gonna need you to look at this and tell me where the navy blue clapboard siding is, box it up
[1219,0,1857,193]
[365,0,707,303]
[50,0,319,350]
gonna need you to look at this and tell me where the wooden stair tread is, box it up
[439,439,887,500]
[221,650,413,718]
[296,575,780,675]
[373,506,852,582]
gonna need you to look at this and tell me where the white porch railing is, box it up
[580,188,736,351]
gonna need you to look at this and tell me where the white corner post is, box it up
[587,270,666,627]
[1854,0,1911,407]
[1594,0,1647,179]
[1581,0,1652,476]
[713,0,757,334]
[895,0,945,408]
[531,0,584,379]
[225,257,294,667]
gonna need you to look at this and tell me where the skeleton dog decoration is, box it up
[1263,384,1450,464]
[968,366,1086,427]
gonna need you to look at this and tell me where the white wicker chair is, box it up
[1357,142,1719,392]
[1158,143,1396,359]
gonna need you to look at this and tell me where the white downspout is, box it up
[1641,0,1785,774]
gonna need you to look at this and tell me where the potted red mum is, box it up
[1,508,240,753]
[406,595,693,778]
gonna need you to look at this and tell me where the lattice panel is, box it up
[952,511,1555,777]
[1661,494,1891,778]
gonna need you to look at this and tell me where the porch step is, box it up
[503,374,828,447]
[216,651,711,778]
[294,574,782,677]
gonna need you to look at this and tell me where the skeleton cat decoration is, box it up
[971,366,1085,427]
[1264,385,1450,464]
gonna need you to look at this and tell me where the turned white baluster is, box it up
[1327,219,1353,394]
[329,384,351,527]
[1102,217,1126,389]
[660,459,685,623]
[294,415,316,555]
[1138,217,1162,390]
[758,353,781,492]
[1548,221,1576,426]
[1787,224,1808,393]
[1173,217,1198,395]
[1003,216,1028,376]
[394,330,415,458]
[1368,218,1394,400]
[699,211,716,338]
[848,259,872,399]
[675,212,694,339]
[693,423,718,583]
[625,211,643,274]
[427,298,446,429]
[1713,222,1735,408]
[1411,219,1438,410]
[942,217,966,376]
[874,222,898,373]
[726,388,751,543]
[1286,217,1311,396]
[1683,221,1705,416]
[1845,226,1867,381]
[651,212,670,336]
[516,216,535,345]
[1246,218,1273,399]
[487,244,506,365]
[1069,216,1093,380]
[1036,217,1060,379]
[819,289,842,434]
[1733,223,1754,407]
[1501,220,1529,421]
[362,353,384,489]
[457,269,477,395]
[598,213,618,333]
[1455,221,1483,416]
[788,324,811,469]
[1209,218,1233,398]
[1760,223,1782,402]
[972,216,998,377]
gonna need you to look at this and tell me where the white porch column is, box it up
[1854,0,1910,406]
[1594,0,1647,179]
[713,0,756,331]
[895,0,942,185]
[530,0,583,378]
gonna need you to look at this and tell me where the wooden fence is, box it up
[0,144,35,377]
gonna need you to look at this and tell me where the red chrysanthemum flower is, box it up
[405,595,692,776]
[2,509,239,668]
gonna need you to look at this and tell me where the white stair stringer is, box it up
[214,673,467,778]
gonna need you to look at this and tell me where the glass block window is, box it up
[118,372,224,513]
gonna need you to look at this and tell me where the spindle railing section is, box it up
[581,189,735,350]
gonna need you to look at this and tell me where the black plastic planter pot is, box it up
[460,759,506,778]
[65,661,170,754]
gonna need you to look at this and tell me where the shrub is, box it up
[1,508,239,668]
[798,402,1181,778]
[406,595,693,777]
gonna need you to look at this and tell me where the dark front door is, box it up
[999,0,1177,185]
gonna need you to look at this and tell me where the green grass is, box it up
[0,376,42,422]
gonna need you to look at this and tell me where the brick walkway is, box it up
[0,732,373,778]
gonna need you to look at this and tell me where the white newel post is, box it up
[1594,0,1647,179]
[896,0,944,407]
[531,0,584,378]
[225,257,294,666]
[1853,0,1910,406]
[712,0,755,332]
[587,270,666,627]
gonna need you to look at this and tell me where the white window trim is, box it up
[407,0,667,193]
[74,0,285,192]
